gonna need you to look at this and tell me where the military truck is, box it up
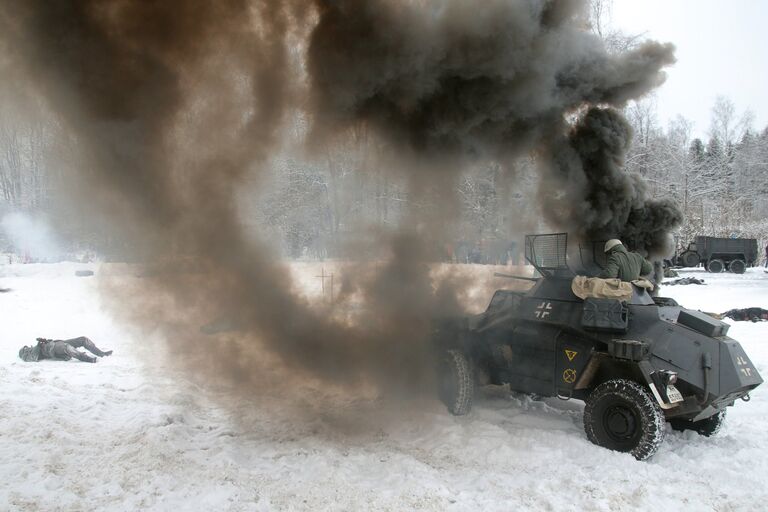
[434,233,762,460]
[676,236,758,273]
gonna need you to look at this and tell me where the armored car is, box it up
[435,233,762,459]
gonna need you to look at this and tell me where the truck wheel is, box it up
[707,259,724,273]
[438,349,474,415]
[669,410,726,437]
[729,259,746,274]
[583,379,665,460]
[682,251,700,268]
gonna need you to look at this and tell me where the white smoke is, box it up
[1,212,64,262]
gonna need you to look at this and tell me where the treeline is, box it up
[624,96,768,249]
[1,94,767,261]
[246,96,768,260]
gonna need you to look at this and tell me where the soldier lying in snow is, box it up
[705,308,768,322]
[18,336,112,363]
[720,308,768,322]
[665,277,706,286]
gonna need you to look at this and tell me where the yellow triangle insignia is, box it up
[565,349,577,361]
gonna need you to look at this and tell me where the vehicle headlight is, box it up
[662,370,678,386]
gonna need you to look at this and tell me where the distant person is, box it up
[764,242,767,268]
[18,336,112,363]
[469,244,482,264]
[508,240,519,266]
[649,260,665,297]
[600,239,652,282]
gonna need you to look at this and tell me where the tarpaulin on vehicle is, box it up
[571,276,633,301]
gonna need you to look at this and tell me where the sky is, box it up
[611,0,768,140]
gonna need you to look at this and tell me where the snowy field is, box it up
[1,263,767,511]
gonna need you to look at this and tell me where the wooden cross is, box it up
[315,267,334,304]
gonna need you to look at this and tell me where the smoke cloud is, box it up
[542,107,683,256]
[1,212,64,262]
[307,0,675,159]
[0,0,679,405]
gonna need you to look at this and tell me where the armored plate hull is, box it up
[434,276,762,458]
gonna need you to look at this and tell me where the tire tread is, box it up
[583,379,665,460]
[441,349,474,416]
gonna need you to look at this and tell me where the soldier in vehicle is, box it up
[600,239,652,282]
[18,336,112,363]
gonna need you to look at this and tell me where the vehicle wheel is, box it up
[669,410,726,437]
[682,251,700,268]
[583,379,665,460]
[438,349,474,415]
[707,259,725,273]
[729,259,746,274]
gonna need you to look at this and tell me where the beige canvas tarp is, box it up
[571,276,633,301]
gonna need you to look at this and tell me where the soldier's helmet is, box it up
[604,239,623,253]
[18,346,32,360]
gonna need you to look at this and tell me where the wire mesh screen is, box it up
[525,233,568,271]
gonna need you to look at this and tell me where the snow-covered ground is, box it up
[1,263,767,511]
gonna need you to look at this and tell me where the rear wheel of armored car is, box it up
[670,410,726,437]
[583,379,665,460]
[682,251,700,268]
[728,259,746,274]
[438,349,474,416]
[707,259,725,273]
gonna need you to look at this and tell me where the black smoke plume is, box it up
[0,0,678,404]
[542,107,682,256]
[308,0,675,160]
[306,0,680,253]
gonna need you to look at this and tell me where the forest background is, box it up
[1,1,766,263]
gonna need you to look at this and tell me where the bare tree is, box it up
[709,96,752,148]
[0,104,52,210]
[589,0,644,53]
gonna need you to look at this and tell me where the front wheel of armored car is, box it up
[670,410,726,437]
[438,349,474,415]
[583,379,665,460]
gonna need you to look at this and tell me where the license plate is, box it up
[666,384,683,403]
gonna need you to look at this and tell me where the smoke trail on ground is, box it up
[0,0,678,404]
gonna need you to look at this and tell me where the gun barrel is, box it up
[493,272,539,282]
